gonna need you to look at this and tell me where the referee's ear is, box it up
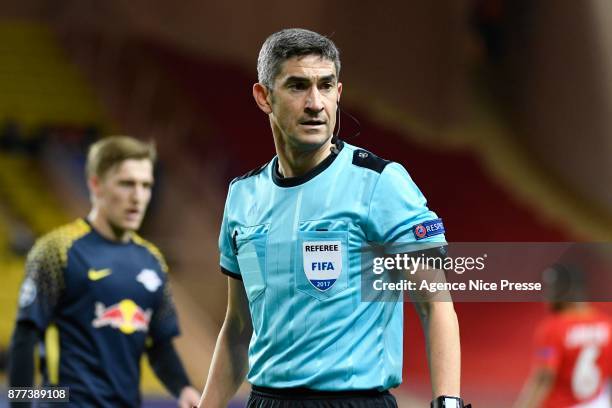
[253,83,272,115]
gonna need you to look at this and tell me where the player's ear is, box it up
[88,175,102,198]
[253,83,273,115]
[337,81,342,102]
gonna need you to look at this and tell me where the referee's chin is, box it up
[290,132,333,153]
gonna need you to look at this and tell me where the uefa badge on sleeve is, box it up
[412,218,445,240]
[414,224,427,239]
[302,241,342,291]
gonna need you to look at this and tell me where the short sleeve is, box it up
[533,320,561,372]
[219,186,241,278]
[16,238,64,331]
[148,275,181,343]
[366,162,446,248]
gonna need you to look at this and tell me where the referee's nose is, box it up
[304,86,324,115]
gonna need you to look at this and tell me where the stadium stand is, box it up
[0,22,106,129]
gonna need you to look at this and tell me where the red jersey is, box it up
[534,307,611,408]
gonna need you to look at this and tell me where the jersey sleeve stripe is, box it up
[221,267,242,281]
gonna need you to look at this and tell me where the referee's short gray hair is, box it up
[257,28,341,90]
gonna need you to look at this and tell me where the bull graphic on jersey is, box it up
[92,299,152,334]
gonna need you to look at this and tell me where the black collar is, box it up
[272,140,344,187]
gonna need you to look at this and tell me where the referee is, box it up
[199,29,469,408]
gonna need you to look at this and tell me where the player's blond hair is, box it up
[86,136,156,179]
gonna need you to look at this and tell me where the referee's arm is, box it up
[415,300,461,397]
[411,267,461,398]
[198,276,252,408]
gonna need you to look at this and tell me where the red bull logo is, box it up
[92,299,152,335]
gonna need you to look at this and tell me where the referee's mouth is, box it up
[299,119,326,128]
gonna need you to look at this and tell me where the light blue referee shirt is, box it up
[219,140,446,391]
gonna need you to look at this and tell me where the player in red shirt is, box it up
[514,263,612,408]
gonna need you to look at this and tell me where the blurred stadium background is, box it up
[1,0,612,406]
